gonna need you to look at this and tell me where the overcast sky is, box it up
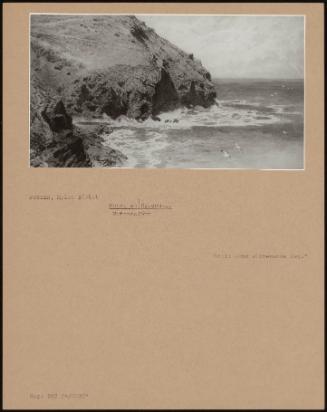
[139,15,304,79]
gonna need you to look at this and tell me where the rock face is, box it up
[152,69,180,116]
[30,91,92,167]
[30,95,126,167]
[30,14,217,166]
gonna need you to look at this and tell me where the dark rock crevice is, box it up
[41,100,72,132]
[181,80,216,108]
[152,69,179,115]
[101,87,127,119]
[77,84,91,106]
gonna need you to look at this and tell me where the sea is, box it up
[79,78,304,169]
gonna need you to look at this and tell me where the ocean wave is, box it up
[100,99,284,131]
[75,98,298,134]
[102,129,170,167]
[268,104,303,115]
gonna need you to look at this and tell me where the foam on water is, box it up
[91,97,299,168]
[102,129,170,167]
[100,99,284,131]
[74,79,303,169]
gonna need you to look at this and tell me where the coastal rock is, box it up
[31,15,217,122]
[41,99,73,133]
[30,94,125,167]
[152,69,179,115]
[75,125,128,167]
[30,14,218,167]
[31,137,91,167]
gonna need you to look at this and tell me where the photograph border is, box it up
[29,12,306,171]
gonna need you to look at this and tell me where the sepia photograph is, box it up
[30,14,304,169]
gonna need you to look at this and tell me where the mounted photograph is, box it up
[30,14,304,169]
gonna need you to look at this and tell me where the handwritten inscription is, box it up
[29,392,88,400]
[27,195,172,216]
[111,210,152,216]
[109,199,172,216]
[109,199,172,210]
[28,194,99,200]
[213,253,308,259]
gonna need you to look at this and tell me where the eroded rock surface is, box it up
[30,15,217,166]
[30,96,125,167]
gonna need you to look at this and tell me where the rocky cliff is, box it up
[30,14,217,166]
[30,92,126,167]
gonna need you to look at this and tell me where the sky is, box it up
[139,15,304,79]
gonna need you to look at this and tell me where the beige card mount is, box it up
[3,2,324,410]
